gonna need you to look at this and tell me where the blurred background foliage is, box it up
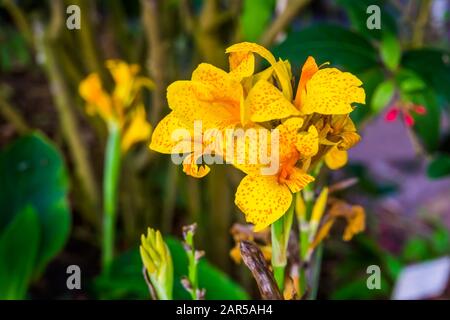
[0,0,449,299]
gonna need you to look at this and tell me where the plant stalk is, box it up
[102,122,122,274]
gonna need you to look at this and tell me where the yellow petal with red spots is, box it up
[246,80,300,122]
[284,168,315,193]
[277,117,304,161]
[149,112,194,154]
[226,42,292,100]
[301,68,365,115]
[325,146,348,170]
[226,42,277,66]
[167,81,238,130]
[295,125,319,158]
[191,63,243,103]
[228,51,255,79]
[235,174,292,232]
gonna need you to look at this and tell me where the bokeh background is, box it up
[0,0,449,299]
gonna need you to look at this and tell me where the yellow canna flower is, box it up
[79,60,153,153]
[149,42,366,232]
[294,56,365,115]
[79,73,113,121]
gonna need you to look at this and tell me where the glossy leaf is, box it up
[0,207,40,299]
[273,23,378,74]
[371,79,395,112]
[380,32,401,71]
[402,49,450,102]
[0,133,71,274]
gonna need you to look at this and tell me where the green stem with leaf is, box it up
[271,201,294,292]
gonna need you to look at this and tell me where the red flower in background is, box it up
[384,103,427,127]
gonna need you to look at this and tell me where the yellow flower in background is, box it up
[310,200,366,250]
[79,73,113,121]
[79,60,153,153]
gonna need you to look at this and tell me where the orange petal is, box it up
[284,168,315,193]
[294,56,319,108]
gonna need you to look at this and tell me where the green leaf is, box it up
[273,23,378,74]
[0,207,40,299]
[94,237,249,300]
[402,237,430,262]
[384,254,403,279]
[380,32,401,71]
[402,49,450,102]
[371,79,395,112]
[396,69,426,93]
[0,133,71,274]
[240,0,275,42]
[427,154,450,179]
[430,227,450,254]
[331,277,390,299]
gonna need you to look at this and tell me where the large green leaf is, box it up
[94,237,249,300]
[402,49,450,102]
[0,206,40,299]
[273,23,379,74]
[240,0,275,42]
[0,133,71,274]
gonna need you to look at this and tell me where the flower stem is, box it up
[102,122,122,274]
[271,201,294,292]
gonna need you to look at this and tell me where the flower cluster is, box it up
[79,60,153,153]
[150,42,365,231]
